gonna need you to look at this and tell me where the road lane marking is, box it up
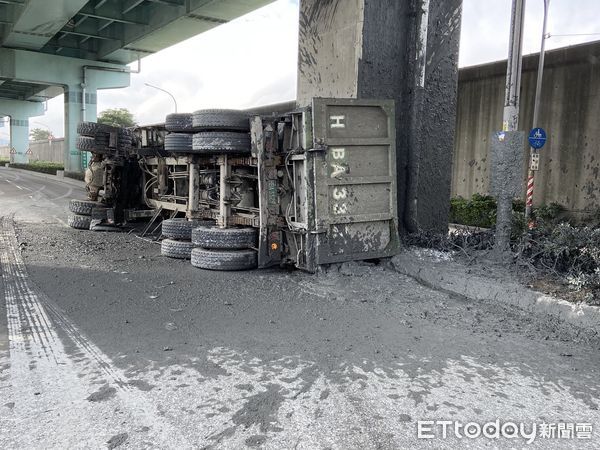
[49,186,73,201]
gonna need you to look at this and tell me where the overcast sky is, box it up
[2,0,600,140]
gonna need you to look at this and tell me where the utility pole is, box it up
[525,0,550,221]
[495,0,526,253]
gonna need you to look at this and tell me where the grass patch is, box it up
[9,161,64,175]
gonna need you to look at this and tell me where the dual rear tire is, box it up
[68,199,105,230]
[164,109,251,155]
[68,213,92,230]
[191,226,258,271]
[191,248,257,271]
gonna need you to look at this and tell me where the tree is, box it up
[97,108,136,128]
[30,128,52,141]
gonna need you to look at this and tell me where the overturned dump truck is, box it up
[72,98,400,272]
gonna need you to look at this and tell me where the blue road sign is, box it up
[528,127,547,149]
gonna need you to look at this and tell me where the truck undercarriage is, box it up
[73,98,400,272]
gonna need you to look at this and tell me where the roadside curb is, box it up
[0,166,85,188]
[391,249,600,336]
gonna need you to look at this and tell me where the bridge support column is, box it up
[64,85,97,173]
[9,117,30,164]
[297,0,462,232]
[0,99,44,164]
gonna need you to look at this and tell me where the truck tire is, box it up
[77,121,112,136]
[191,248,257,271]
[191,226,257,249]
[76,136,102,152]
[192,109,250,131]
[161,239,194,259]
[192,131,251,155]
[77,122,133,145]
[68,213,91,230]
[161,218,213,240]
[69,199,104,216]
[119,132,133,145]
[165,113,193,132]
[164,133,193,152]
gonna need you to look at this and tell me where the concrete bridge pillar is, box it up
[0,99,44,164]
[64,85,97,173]
[9,117,29,164]
[0,49,130,173]
[297,0,463,232]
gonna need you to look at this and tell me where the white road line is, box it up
[49,186,73,201]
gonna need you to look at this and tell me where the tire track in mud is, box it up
[0,216,193,448]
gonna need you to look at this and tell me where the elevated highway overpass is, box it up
[0,0,275,170]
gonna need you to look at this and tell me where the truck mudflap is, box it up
[298,98,400,272]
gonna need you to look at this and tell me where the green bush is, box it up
[9,161,64,175]
[533,202,565,223]
[449,194,497,228]
[450,194,562,232]
[64,171,84,181]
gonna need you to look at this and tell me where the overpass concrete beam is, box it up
[97,0,274,62]
[2,0,90,50]
[0,48,130,89]
[0,99,44,164]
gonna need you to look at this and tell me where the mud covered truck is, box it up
[70,98,400,272]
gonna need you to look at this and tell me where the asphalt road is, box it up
[1,167,600,449]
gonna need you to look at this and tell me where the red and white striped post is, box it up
[526,170,535,228]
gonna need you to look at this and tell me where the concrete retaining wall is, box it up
[0,138,64,163]
[452,41,600,216]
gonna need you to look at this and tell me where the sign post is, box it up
[525,0,551,224]
[526,127,547,223]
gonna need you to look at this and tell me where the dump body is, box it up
[297,98,399,271]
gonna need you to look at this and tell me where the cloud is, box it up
[459,0,600,67]
[25,0,599,138]
[98,0,298,120]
